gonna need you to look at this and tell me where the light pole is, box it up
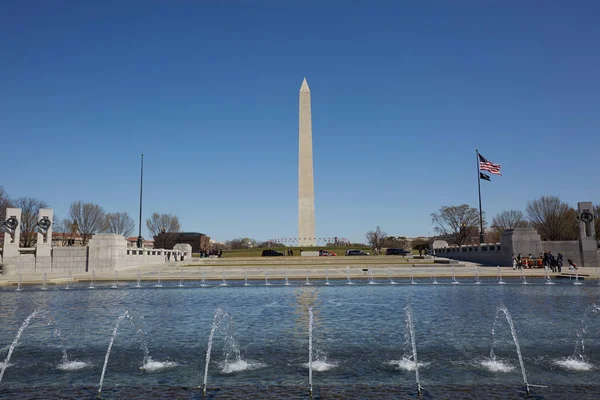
[137,153,144,248]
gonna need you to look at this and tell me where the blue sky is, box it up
[1,1,599,243]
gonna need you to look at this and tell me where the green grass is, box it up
[219,246,372,258]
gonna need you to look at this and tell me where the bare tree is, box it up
[489,209,528,242]
[69,201,106,245]
[431,204,482,246]
[526,196,578,241]
[492,210,528,230]
[13,197,49,248]
[365,226,386,255]
[103,212,135,238]
[146,213,181,249]
[0,186,13,234]
[54,218,76,246]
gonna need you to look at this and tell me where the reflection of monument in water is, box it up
[298,78,316,247]
[292,287,319,339]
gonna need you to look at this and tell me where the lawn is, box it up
[219,246,372,258]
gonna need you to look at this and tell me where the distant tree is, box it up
[69,201,106,245]
[225,237,258,250]
[13,197,49,248]
[256,240,283,248]
[0,186,13,235]
[146,213,181,249]
[431,204,482,246]
[382,236,410,250]
[492,210,528,230]
[411,238,430,252]
[489,209,528,242]
[210,241,227,251]
[365,226,386,255]
[103,212,135,238]
[526,196,578,241]
[54,218,78,246]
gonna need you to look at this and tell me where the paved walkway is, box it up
[1,257,595,287]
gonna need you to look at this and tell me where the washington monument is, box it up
[298,78,316,247]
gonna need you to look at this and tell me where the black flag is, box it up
[480,172,491,181]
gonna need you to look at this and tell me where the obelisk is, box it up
[298,78,316,247]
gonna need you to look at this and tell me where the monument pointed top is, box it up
[300,77,310,92]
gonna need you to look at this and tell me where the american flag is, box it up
[479,154,501,176]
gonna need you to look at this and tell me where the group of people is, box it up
[165,251,184,262]
[512,251,578,272]
[199,249,222,258]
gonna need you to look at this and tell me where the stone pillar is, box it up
[35,208,53,273]
[500,228,542,264]
[174,243,192,260]
[577,202,598,268]
[87,233,128,272]
[2,208,22,275]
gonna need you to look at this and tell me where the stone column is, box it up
[500,228,542,264]
[298,78,316,247]
[2,208,22,275]
[35,208,53,273]
[577,202,598,268]
[88,233,128,272]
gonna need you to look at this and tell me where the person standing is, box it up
[557,253,563,273]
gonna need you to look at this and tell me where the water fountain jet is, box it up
[388,267,396,284]
[545,267,555,285]
[136,270,142,288]
[574,271,583,285]
[201,269,207,287]
[452,265,459,284]
[89,270,96,289]
[0,310,45,384]
[202,308,243,394]
[221,270,228,286]
[111,270,119,288]
[520,268,528,285]
[16,274,22,291]
[405,304,422,394]
[497,266,505,284]
[178,269,184,287]
[487,304,530,394]
[41,273,48,290]
[555,304,600,370]
[65,271,72,290]
[98,311,129,395]
[155,270,163,287]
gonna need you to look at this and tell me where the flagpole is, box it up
[476,149,484,244]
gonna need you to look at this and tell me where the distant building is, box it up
[51,232,84,247]
[126,237,154,248]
